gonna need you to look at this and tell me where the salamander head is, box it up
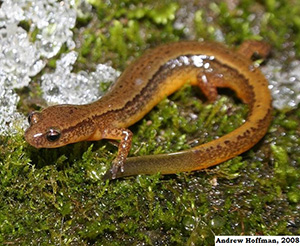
[25,105,95,148]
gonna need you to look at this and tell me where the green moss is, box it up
[2,0,300,245]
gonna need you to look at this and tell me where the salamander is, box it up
[25,41,272,179]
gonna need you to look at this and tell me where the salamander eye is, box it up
[28,112,40,125]
[46,128,61,142]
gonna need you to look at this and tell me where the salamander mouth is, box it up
[24,129,43,148]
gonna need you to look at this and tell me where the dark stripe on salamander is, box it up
[92,54,256,123]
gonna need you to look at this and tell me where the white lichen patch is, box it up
[41,51,120,105]
[262,59,300,110]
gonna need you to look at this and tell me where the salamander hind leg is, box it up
[197,68,253,105]
[196,73,225,102]
[102,128,133,179]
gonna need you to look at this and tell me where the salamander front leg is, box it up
[102,128,133,179]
